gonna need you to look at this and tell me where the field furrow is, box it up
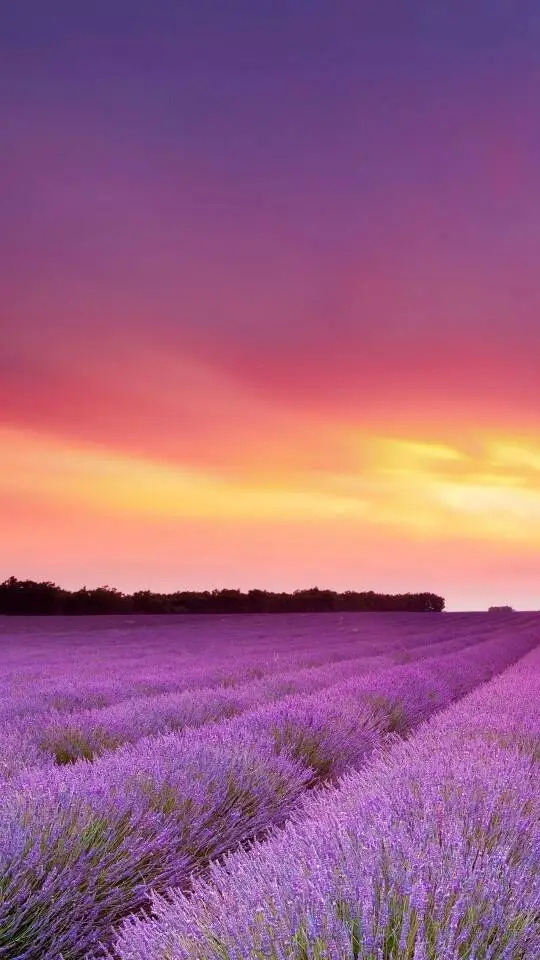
[109,644,540,960]
[0,614,537,959]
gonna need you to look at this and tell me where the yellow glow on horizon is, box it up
[1,425,539,545]
[0,427,370,522]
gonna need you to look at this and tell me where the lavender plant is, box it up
[0,612,538,959]
[110,648,540,960]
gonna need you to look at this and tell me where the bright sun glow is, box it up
[2,426,539,545]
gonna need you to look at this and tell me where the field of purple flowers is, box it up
[1,610,539,959]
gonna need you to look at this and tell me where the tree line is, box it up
[0,577,445,616]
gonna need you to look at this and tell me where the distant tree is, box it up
[131,590,165,614]
[0,576,65,614]
[0,576,445,617]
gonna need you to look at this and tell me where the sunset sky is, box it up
[1,2,540,610]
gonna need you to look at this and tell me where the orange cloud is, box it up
[2,425,539,544]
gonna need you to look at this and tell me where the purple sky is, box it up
[1,2,540,608]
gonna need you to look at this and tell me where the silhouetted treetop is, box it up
[0,577,445,616]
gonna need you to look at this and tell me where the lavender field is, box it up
[1,611,539,959]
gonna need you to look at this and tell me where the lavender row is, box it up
[2,629,537,959]
[0,620,489,777]
[182,626,538,784]
[0,607,515,731]
[0,610,411,679]
[111,644,540,960]
[0,653,392,777]
[0,642,379,721]
[2,616,501,784]
[0,611,513,720]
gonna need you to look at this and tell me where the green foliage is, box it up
[271,723,334,782]
[0,576,445,616]
[40,726,123,765]
[289,924,331,959]
[365,695,406,734]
